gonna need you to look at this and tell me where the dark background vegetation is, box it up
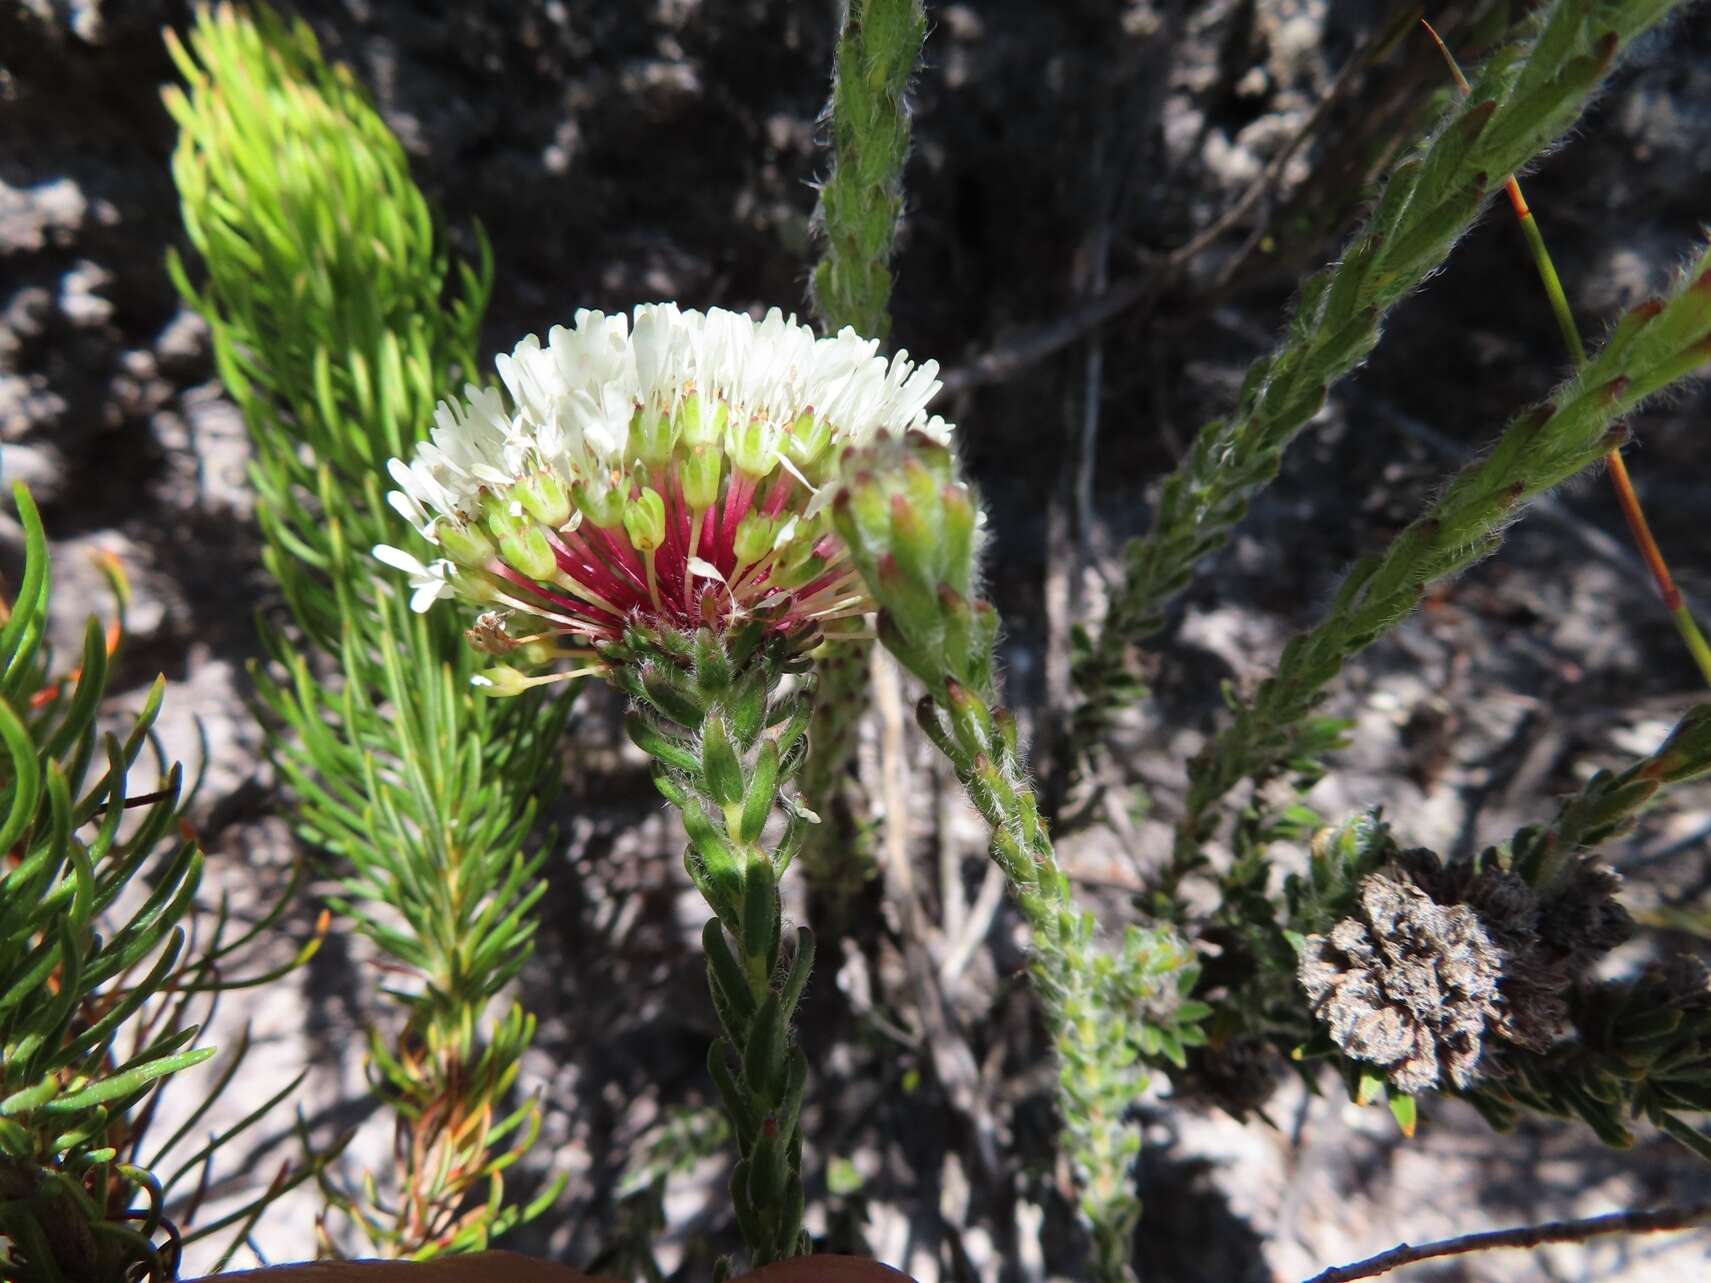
[4,1,1711,1278]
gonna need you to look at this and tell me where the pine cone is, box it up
[1539,857,1634,964]
[1299,867,1506,1094]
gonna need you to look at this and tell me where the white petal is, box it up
[373,543,428,575]
[410,578,451,613]
[387,487,429,531]
[686,556,726,584]
[776,450,817,494]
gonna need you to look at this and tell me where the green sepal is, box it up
[574,480,625,529]
[734,512,777,566]
[738,740,781,845]
[679,392,727,449]
[726,671,769,747]
[742,992,786,1100]
[641,664,707,727]
[692,626,734,694]
[680,444,723,511]
[701,716,746,808]
[682,809,743,924]
[625,711,701,777]
[631,406,679,470]
[741,857,780,980]
[704,919,757,1032]
[779,927,815,1023]
[435,520,496,570]
[623,486,667,552]
[710,1045,759,1145]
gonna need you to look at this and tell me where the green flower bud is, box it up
[833,472,892,565]
[784,410,834,480]
[906,434,956,485]
[833,436,984,655]
[733,512,777,565]
[499,525,558,582]
[435,519,496,570]
[449,566,501,604]
[874,551,943,661]
[679,392,727,448]
[517,471,572,529]
[941,483,979,597]
[632,405,679,469]
[900,455,944,534]
[887,488,939,591]
[623,486,667,552]
[473,664,538,697]
[680,444,723,511]
[728,414,781,479]
[574,480,625,528]
[939,587,997,695]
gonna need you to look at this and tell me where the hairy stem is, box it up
[1074,0,1685,748]
[614,623,819,1266]
[1167,242,1711,893]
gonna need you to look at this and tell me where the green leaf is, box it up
[41,1048,216,1116]
[1389,1092,1418,1138]
[0,1076,60,1118]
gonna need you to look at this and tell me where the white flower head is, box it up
[376,303,957,682]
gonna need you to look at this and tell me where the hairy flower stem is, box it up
[795,637,874,914]
[811,0,927,343]
[614,623,819,1265]
[1422,19,1711,690]
[834,438,1207,1283]
[1165,243,1711,893]
[1073,0,1685,747]
[802,0,929,866]
[916,678,1153,1283]
[1514,704,1711,888]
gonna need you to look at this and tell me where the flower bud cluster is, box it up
[374,304,953,691]
[831,430,989,693]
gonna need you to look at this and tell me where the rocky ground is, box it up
[5,0,1711,1280]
